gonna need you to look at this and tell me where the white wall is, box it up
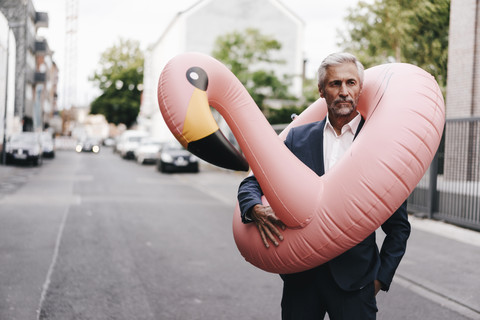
[140,0,304,142]
[184,0,304,95]
[0,13,18,141]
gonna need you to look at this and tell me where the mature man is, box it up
[237,52,411,320]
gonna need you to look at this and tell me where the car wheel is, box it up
[33,156,42,166]
[160,162,169,173]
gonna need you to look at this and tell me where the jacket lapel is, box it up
[315,120,326,176]
[354,117,365,139]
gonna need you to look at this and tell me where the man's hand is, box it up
[374,280,382,296]
[249,204,285,248]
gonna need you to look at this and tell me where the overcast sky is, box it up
[32,0,363,108]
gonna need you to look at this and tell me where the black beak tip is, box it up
[187,131,249,172]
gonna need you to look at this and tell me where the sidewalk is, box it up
[377,215,480,319]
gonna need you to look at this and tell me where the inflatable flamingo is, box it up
[157,52,445,274]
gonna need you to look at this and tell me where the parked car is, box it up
[75,138,100,153]
[134,138,164,164]
[5,132,43,166]
[116,130,148,159]
[40,132,55,158]
[156,142,199,173]
[102,137,116,147]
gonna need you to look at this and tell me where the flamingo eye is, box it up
[186,67,208,91]
[189,72,199,80]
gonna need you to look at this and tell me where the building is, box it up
[0,9,17,149]
[0,0,57,135]
[140,0,304,141]
[35,37,59,132]
[444,0,480,181]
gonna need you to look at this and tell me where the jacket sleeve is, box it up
[377,200,411,291]
[237,175,263,223]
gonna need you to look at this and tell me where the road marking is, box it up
[0,195,82,205]
[36,206,70,320]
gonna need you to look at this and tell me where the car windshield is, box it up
[10,133,37,143]
[41,133,53,142]
[141,139,163,146]
[164,142,185,151]
[84,138,98,144]
[128,136,144,142]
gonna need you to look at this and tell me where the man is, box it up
[237,52,411,320]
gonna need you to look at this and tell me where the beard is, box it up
[329,98,357,117]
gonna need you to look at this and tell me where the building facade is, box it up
[0,9,17,146]
[444,0,480,181]
[0,0,57,135]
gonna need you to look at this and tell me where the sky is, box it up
[32,0,363,108]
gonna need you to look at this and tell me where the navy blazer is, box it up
[237,118,411,291]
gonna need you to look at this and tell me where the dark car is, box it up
[156,142,199,173]
[5,132,43,166]
[75,138,100,153]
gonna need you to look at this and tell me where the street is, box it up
[1,148,479,320]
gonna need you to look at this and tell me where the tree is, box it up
[89,38,144,127]
[212,28,294,113]
[338,0,450,89]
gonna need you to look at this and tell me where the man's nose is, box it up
[339,83,348,97]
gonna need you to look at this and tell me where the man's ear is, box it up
[318,84,324,98]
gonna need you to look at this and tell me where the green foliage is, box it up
[212,28,295,113]
[89,38,144,127]
[338,0,450,89]
[266,105,307,125]
[301,77,320,106]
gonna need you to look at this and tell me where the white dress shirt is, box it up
[323,112,362,172]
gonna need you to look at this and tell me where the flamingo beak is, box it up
[181,67,249,172]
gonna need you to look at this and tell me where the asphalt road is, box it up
[0,149,281,320]
[0,148,479,319]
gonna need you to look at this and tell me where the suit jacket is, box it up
[237,118,411,291]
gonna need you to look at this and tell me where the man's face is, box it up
[319,63,362,118]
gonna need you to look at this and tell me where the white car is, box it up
[134,138,164,164]
[5,132,43,166]
[40,132,55,158]
[116,130,148,159]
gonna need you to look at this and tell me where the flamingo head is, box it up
[159,64,249,172]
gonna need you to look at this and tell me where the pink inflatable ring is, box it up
[157,52,445,274]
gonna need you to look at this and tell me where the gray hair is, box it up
[317,52,364,91]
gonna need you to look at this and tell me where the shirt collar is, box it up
[325,112,361,136]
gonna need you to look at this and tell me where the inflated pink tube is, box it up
[157,52,445,274]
